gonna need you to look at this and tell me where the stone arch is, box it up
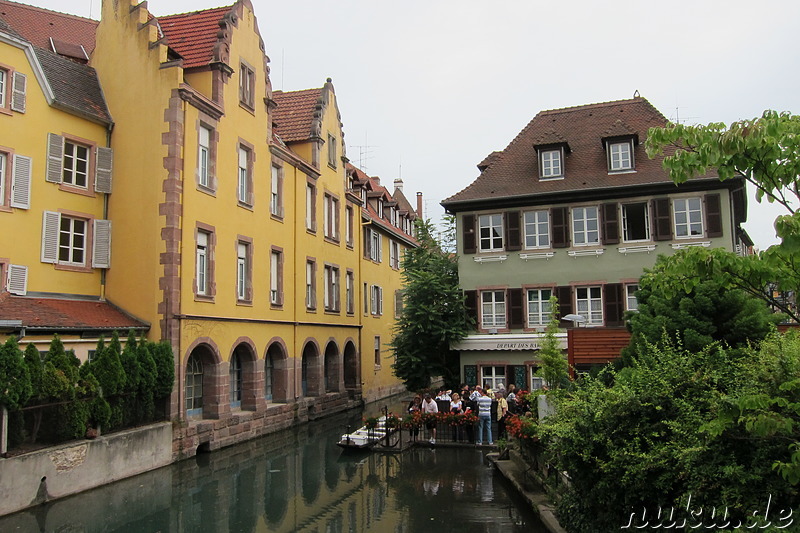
[265,338,289,403]
[230,338,258,410]
[183,339,222,420]
[324,339,340,393]
[301,339,321,397]
[343,339,359,391]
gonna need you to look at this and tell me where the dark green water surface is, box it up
[0,408,546,532]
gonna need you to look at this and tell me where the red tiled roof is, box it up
[158,6,232,69]
[443,97,700,208]
[0,293,148,331]
[272,88,323,142]
[0,0,97,53]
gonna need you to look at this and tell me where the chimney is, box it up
[416,192,423,218]
[394,178,404,193]
[373,176,380,186]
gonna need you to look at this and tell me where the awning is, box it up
[452,333,567,351]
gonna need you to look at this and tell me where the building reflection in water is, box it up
[0,410,545,532]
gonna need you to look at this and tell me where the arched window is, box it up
[265,353,274,401]
[186,353,203,417]
[230,353,242,407]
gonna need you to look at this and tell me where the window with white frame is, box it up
[239,62,255,108]
[345,205,354,246]
[198,126,211,187]
[270,249,282,305]
[527,288,552,326]
[346,270,354,314]
[63,141,89,188]
[481,366,506,390]
[306,183,316,231]
[41,212,110,268]
[608,140,633,171]
[540,149,563,178]
[626,284,639,311]
[271,165,282,217]
[524,210,550,248]
[622,202,650,242]
[390,240,400,269]
[327,133,337,167]
[374,336,381,366]
[323,193,340,240]
[237,242,249,301]
[237,146,250,204]
[576,286,603,325]
[370,229,382,262]
[479,214,504,251]
[0,68,6,109]
[370,284,383,315]
[0,152,6,206]
[306,260,316,309]
[59,216,87,265]
[196,230,209,296]
[572,206,599,246]
[481,290,506,329]
[673,197,703,238]
[324,265,340,312]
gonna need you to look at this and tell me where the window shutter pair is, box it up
[11,72,26,113]
[41,212,111,268]
[10,154,32,209]
[46,133,113,193]
[7,264,28,295]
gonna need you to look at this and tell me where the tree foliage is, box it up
[536,297,569,390]
[0,338,32,410]
[392,218,472,391]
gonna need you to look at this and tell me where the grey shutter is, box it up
[462,214,476,254]
[95,147,113,193]
[505,211,521,251]
[41,211,60,263]
[46,133,64,183]
[7,264,27,295]
[602,203,619,244]
[92,219,112,268]
[11,72,26,113]
[704,193,722,238]
[11,155,32,209]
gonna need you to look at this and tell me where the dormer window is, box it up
[607,139,634,172]
[540,149,563,179]
[377,199,384,216]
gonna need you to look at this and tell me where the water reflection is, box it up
[0,409,546,532]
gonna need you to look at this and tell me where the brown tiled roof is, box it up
[272,88,323,142]
[158,6,233,69]
[0,293,149,332]
[34,46,111,125]
[442,97,698,209]
[0,0,96,54]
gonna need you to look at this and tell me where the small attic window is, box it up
[606,138,635,172]
[535,142,569,180]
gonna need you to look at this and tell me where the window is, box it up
[608,140,633,171]
[324,265,340,312]
[323,193,340,240]
[370,284,383,315]
[345,205,354,246]
[230,354,242,407]
[239,62,255,108]
[237,241,250,302]
[622,202,650,242]
[270,249,282,306]
[327,133,337,167]
[482,366,506,390]
[673,197,703,238]
[0,68,6,109]
[59,216,87,265]
[198,126,211,187]
[306,260,316,309]
[368,228,382,262]
[185,354,203,415]
[572,206,599,246]
[62,141,89,188]
[346,270,354,314]
[626,284,639,311]
[196,231,209,296]
[540,149,563,178]
[363,282,369,316]
[576,286,603,325]
[394,289,404,318]
[527,288,552,326]
[481,290,506,329]
[41,212,110,268]
[0,152,6,206]
[271,165,282,217]
[479,214,504,251]
[237,146,251,205]
[530,369,547,391]
[524,210,550,248]
[374,336,381,366]
[306,183,316,231]
[264,354,274,401]
[1,67,26,112]
[390,240,400,269]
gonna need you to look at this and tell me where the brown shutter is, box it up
[508,288,524,328]
[464,290,478,329]
[705,193,723,238]
[555,286,573,318]
[505,211,521,251]
[652,198,672,241]
[551,207,570,248]
[364,228,371,259]
[602,203,619,244]
[604,283,624,326]
[463,214,476,254]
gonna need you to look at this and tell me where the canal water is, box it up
[0,406,547,532]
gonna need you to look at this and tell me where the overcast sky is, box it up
[24,0,799,249]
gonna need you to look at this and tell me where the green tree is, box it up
[120,331,141,425]
[646,110,800,321]
[536,297,569,390]
[137,336,157,422]
[0,338,32,411]
[391,218,472,391]
[86,335,126,397]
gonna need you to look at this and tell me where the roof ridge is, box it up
[538,97,647,116]
[156,4,234,19]
[273,87,323,96]
[0,0,97,24]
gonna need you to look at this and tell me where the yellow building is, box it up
[0,0,420,456]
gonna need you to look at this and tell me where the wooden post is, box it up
[1,405,8,457]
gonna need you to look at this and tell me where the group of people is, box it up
[408,383,525,446]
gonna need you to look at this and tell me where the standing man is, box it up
[422,392,439,444]
[476,389,493,446]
